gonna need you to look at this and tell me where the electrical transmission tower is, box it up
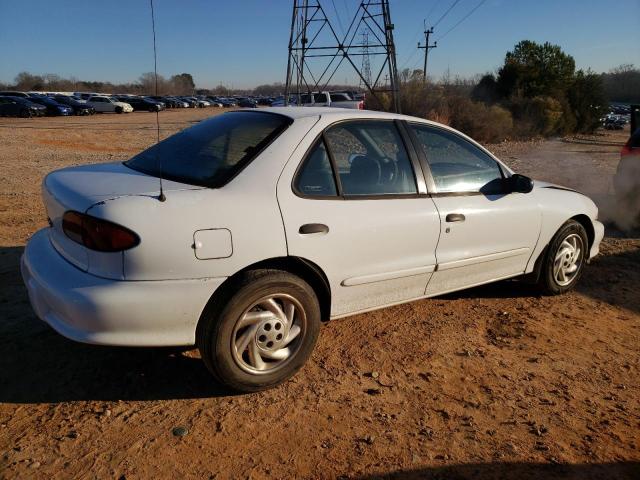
[284,0,401,112]
[359,31,372,90]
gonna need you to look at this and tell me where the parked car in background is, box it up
[180,96,209,108]
[155,96,182,108]
[86,96,133,113]
[117,96,164,112]
[0,91,32,98]
[172,97,190,108]
[142,96,167,109]
[74,92,100,101]
[178,96,197,108]
[299,91,364,109]
[50,95,95,115]
[22,107,604,393]
[205,97,224,107]
[27,96,73,116]
[237,98,258,108]
[0,96,46,117]
[270,95,297,107]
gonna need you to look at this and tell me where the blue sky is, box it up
[1,0,638,89]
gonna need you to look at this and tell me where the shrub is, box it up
[447,97,513,143]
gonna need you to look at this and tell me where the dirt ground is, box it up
[0,110,638,480]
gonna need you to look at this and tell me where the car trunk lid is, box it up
[43,162,203,278]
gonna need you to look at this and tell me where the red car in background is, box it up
[613,104,640,226]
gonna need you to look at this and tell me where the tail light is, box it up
[62,211,140,252]
[358,101,364,110]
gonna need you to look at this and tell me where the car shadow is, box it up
[1,231,638,404]
[355,461,640,479]
[0,246,236,404]
[429,237,640,316]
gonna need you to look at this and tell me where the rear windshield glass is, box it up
[125,111,292,188]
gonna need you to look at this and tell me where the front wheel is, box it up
[197,270,320,392]
[539,220,588,295]
[115,106,123,114]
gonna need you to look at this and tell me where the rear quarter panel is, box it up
[85,115,321,281]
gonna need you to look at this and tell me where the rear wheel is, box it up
[539,220,588,294]
[197,270,320,392]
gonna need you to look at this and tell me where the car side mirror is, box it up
[509,174,534,193]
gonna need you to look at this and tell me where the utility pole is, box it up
[418,21,437,85]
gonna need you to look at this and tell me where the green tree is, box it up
[496,40,576,99]
[170,73,195,95]
[14,72,45,91]
[568,70,608,133]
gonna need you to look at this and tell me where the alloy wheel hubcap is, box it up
[553,233,583,286]
[231,294,305,374]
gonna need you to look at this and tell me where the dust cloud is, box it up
[598,155,640,232]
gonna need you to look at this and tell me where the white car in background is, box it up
[86,95,133,114]
[21,108,604,392]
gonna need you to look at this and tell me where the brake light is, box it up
[62,211,140,252]
[358,101,364,110]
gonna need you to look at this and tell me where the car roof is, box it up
[254,106,437,125]
[247,107,513,174]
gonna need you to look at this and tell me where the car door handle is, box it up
[299,223,329,235]
[445,213,466,223]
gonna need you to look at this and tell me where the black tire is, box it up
[538,220,588,295]
[197,269,321,392]
[115,106,123,114]
[19,108,31,118]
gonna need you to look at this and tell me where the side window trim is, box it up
[396,120,428,195]
[321,132,344,196]
[405,121,508,196]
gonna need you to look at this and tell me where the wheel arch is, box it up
[527,215,594,283]
[198,256,332,331]
[570,214,595,252]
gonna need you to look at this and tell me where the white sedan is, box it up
[85,95,133,113]
[21,108,604,392]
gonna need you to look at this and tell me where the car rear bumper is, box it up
[21,228,226,347]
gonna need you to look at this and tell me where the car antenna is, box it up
[150,0,165,202]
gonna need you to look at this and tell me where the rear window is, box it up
[330,93,352,102]
[125,111,292,188]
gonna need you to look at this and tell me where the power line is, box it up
[398,0,442,70]
[330,0,345,35]
[433,0,461,28]
[425,0,443,21]
[436,0,487,41]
